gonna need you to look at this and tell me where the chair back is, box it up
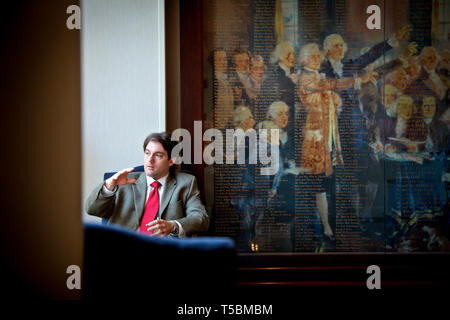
[83,223,237,301]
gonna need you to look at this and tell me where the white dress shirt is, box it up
[328,58,344,78]
[395,118,407,138]
[102,173,185,236]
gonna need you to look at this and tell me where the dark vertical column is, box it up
[297,0,328,45]
[325,0,336,33]
[297,0,347,47]
[179,0,206,202]
[166,0,181,132]
[409,0,432,49]
[250,0,276,65]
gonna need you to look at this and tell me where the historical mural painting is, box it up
[203,0,450,253]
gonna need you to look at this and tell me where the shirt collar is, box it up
[328,58,343,75]
[424,66,436,76]
[328,57,342,67]
[237,71,248,79]
[385,102,397,118]
[146,173,169,188]
[215,71,228,81]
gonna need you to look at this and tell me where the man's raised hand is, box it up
[395,24,413,42]
[104,167,136,191]
[360,71,378,84]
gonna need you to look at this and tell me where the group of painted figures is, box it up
[209,24,450,252]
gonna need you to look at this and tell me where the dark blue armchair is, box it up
[83,223,237,301]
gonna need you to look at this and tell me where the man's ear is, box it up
[168,157,176,167]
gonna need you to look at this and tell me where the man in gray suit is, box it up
[85,132,209,237]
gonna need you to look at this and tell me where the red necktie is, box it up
[139,181,161,234]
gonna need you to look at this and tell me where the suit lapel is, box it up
[159,173,177,218]
[132,172,147,223]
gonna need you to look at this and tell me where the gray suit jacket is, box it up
[85,171,209,235]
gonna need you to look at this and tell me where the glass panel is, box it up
[203,0,449,253]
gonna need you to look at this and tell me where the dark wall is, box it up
[0,0,83,299]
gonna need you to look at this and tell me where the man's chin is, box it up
[331,54,344,61]
[146,172,166,180]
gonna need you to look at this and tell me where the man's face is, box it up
[273,108,289,129]
[234,53,249,73]
[144,141,174,180]
[397,100,413,120]
[440,108,450,126]
[214,50,227,73]
[392,69,408,92]
[250,60,265,82]
[384,89,397,106]
[240,112,255,131]
[422,48,437,71]
[441,51,450,69]
[405,58,420,80]
[422,97,436,119]
[306,49,322,70]
[280,50,295,69]
[327,38,344,61]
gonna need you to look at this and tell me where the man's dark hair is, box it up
[143,132,177,158]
